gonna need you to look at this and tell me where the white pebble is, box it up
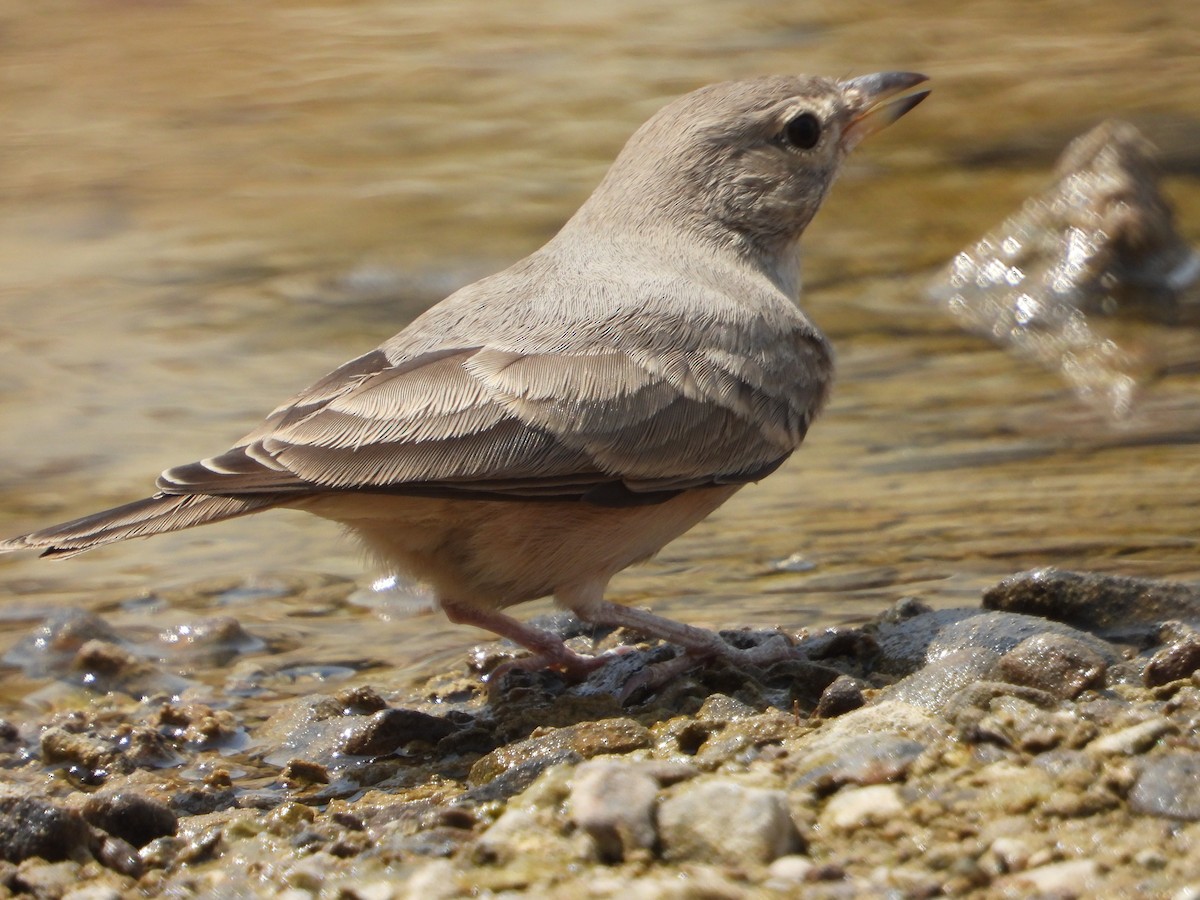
[821,784,904,830]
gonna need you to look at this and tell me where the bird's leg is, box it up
[570,595,802,669]
[439,598,614,681]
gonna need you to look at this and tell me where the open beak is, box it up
[840,72,930,151]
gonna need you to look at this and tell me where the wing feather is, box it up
[158,325,826,501]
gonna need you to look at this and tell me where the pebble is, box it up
[1129,753,1200,820]
[469,718,650,786]
[63,887,123,900]
[983,568,1200,633]
[881,648,1000,710]
[813,675,866,718]
[819,784,904,830]
[1144,632,1200,687]
[11,861,86,897]
[1086,717,1175,755]
[567,760,660,862]
[999,858,1099,897]
[0,793,92,864]
[401,860,460,900]
[765,854,815,886]
[658,779,798,865]
[339,708,459,756]
[874,607,1117,677]
[791,733,925,793]
[81,790,178,848]
[997,633,1108,699]
[989,836,1031,873]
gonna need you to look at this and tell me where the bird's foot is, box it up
[485,643,633,684]
[613,631,801,703]
[440,598,634,685]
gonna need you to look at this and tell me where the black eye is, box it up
[782,112,821,150]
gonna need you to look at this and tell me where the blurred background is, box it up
[1,0,1199,682]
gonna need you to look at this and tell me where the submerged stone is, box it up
[930,120,1200,418]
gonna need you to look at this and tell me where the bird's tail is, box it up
[0,493,279,560]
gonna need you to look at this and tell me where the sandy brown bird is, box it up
[1,72,929,678]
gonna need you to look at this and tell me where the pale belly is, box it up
[295,485,741,609]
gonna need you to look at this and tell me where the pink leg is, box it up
[440,598,615,680]
[570,596,801,668]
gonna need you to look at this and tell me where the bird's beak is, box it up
[840,72,930,152]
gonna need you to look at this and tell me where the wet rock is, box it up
[0,793,92,864]
[41,721,184,782]
[255,694,459,776]
[997,633,1108,698]
[0,719,17,749]
[813,675,866,718]
[151,702,243,750]
[693,709,799,769]
[882,649,1002,710]
[339,709,460,756]
[953,693,1097,754]
[567,760,660,862]
[873,606,1118,676]
[81,790,177,848]
[473,765,581,870]
[2,609,122,676]
[468,718,650,786]
[930,120,1200,418]
[658,780,798,865]
[983,568,1200,636]
[1129,753,1200,820]
[1144,632,1200,686]
[153,615,262,667]
[281,759,330,786]
[93,833,143,877]
[463,749,584,805]
[791,733,925,795]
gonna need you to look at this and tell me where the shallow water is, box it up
[2,0,1200,702]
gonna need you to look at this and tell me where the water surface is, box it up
[2,0,1199,698]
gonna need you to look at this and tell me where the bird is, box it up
[2,72,929,681]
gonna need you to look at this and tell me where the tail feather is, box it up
[0,493,279,559]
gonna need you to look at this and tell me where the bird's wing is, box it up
[158,335,826,503]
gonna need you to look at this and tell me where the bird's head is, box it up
[574,72,929,259]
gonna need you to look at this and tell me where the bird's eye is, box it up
[782,113,821,150]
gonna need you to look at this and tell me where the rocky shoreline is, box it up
[2,568,1200,898]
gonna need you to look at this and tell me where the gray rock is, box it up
[983,568,1200,635]
[997,632,1108,699]
[813,675,866,718]
[658,779,798,865]
[1130,753,1200,820]
[81,790,177,848]
[0,793,92,864]
[567,760,660,862]
[791,733,925,794]
[469,718,651,786]
[1144,632,1200,687]
[882,648,1001,710]
[874,607,1118,677]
